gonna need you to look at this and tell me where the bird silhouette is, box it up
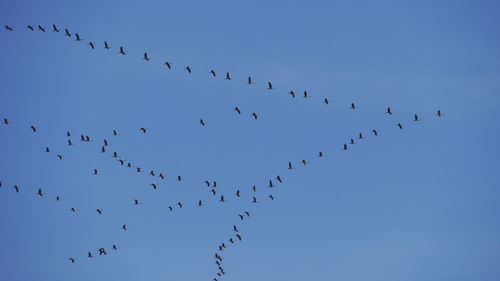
[289,91,296,98]
[267,82,273,90]
[225,72,232,80]
[64,29,71,37]
[119,46,126,55]
[104,41,110,49]
[5,25,13,31]
[143,52,150,61]
[185,66,192,73]
[164,61,172,69]
[27,25,34,31]
[318,151,324,157]
[52,24,60,32]
[372,129,379,136]
[122,224,127,230]
[303,91,310,98]
[37,188,44,197]
[324,98,329,104]
[234,107,241,114]
[350,103,357,110]
[252,112,258,119]
[96,209,103,215]
[247,76,254,84]
[397,123,403,129]
[30,125,37,132]
[414,114,420,121]
[88,42,95,49]
[200,119,206,126]
[68,257,75,263]
[437,110,443,117]
[386,107,393,115]
[75,33,82,41]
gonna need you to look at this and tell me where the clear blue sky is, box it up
[1,1,499,281]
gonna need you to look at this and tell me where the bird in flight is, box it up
[234,107,241,114]
[119,47,126,55]
[247,76,254,84]
[437,110,443,117]
[87,252,93,258]
[96,209,103,215]
[64,29,71,37]
[318,151,324,158]
[68,257,75,263]
[4,25,13,31]
[27,25,34,31]
[30,125,37,132]
[351,103,357,110]
[37,188,44,197]
[343,144,348,151]
[289,91,296,98]
[143,52,150,61]
[139,127,147,133]
[372,129,379,136]
[13,185,20,193]
[122,224,128,230]
[104,41,110,49]
[185,66,192,73]
[3,118,9,125]
[397,123,403,129]
[303,91,310,98]
[225,72,232,80]
[52,24,60,32]
[164,61,172,69]
[288,162,293,170]
[358,133,365,139]
[386,107,393,115]
[267,82,273,90]
[324,98,329,104]
[75,33,82,41]
[252,112,258,119]
[414,114,420,121]
[200,119,206,126]
[37,25,46,32]
[88,42,95,49]
[210,69,216,77]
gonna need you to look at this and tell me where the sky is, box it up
[0,0,499,280]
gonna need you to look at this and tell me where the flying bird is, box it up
[324,98,329,104]
[288,162,293,169]
[104,41,110,49]
[414,114,420,121]
[38,25,46,32]
[37,188,44,197]
[96,209,103,215]
[358,133,365,139]
[122,224,128,230]
[119,46,126,55]
[318,151,324,158]
[5,25,13,31]
[372,129,379,136]
[143,52,150,61]
[252,112,258,119]
[269,194,275,200]
[350,103,357,110]
[64,29,71,37]
[267,82,273,90]
[210,69,216,77]
[185,66,192,73]
[343,144,348,150]
[30,125,37,132]
[303,91,310,98]
[68,257,75,263]
[164,61,172,69]
[225,72,231,80]
[234,107,241,114]
[397,123,403,129]
[386,107,393,115]
[13,185,20,193]
[247,76,254,84]
[200,119,206,126]
[289,91,296,98]
[88,42,95,49]
[27,25,34,31]
[437,110,443,117]
[139,128,147,133]
[52,24,59,32]
[75,33,82,41]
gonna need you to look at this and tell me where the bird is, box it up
[288,161,293,169]
[437,110,443,117]
[45,147,51,153]
[96,209,103,215]
[386,107,393,115]
[118,159,125,165]
[52,24,59,32]
[139,127,147,133]
[85,135,91,142]
[134,199,141,205]
[67,139,74,146]
[358,133,365,139]
[103,139,110,146]
[99,248,107,255]
[372,129,379,136]
[205,180,211,187]
[225,72,231,80]
[93,169,98,175]
[177,176,182,182]
[185,66,192,73]
[303,91,310,98]
[247,76,254,84]
[37,188,44,197]
[122,224,127,230]
[87,252,93,258]
[56,196,61,201]
[75,33,82,41]
[112,152,119,158]
[4,25,13,31]
[276,175,283,183]
[210,69,216,77]
[177,202,183,208]
[350,138,356,144]
[30,125,37,132]
[318,151,324,158]
[414,114,420,121]
[219,195,225,203]
[213,181,217,188]
[343,144,348,150]
[200,119,206,126]
[3,118,9,125]
[143,52,150,61]
[236,190,241,197]
[164,61,172,69]
[112,130,119,136]
[244,211,250,217]
[70,207,77,212]
[27,25,34,31]
[233,225,239,232]
[289,91,296,98]
[149,170,156,176]
[252,196,258,203]
[66,131,71,137]
[350,103,357,110]
[112,245,118,250]
[159,173,165,179]
[104,41,110,49]
[168,206,174,211]
[301,159,307,166]
[150,183,158,190]
[252,185,257,192]
[100,146,106,153]
[197,200,203,206]
[13,185,20,193]
[235,234,242,241]
[252,112,258,119]
[397,123,403,129]
[234,107,241,114]
[268,180,274,188]
[324,98,329,104]
[88,42,95,49]
[68,257,75,263]
[267,82,273,90]
[238,214,244,220]
[119,47,126,55]
[269,194,275,200]
[136,167,142,173]
[64,29,71,37]
[211,189,217,195]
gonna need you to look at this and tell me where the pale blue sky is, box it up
[1,1,499,281]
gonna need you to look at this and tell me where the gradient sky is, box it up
[1,1,499,281]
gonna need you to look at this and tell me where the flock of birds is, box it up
[2,24,444,280]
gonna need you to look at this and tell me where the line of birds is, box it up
[1,24,445,117]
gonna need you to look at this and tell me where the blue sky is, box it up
[1,0,499,280]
